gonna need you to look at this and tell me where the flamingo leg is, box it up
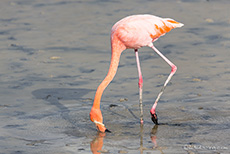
[135,49,144,124]
[149,44,177,124]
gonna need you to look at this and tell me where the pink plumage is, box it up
[111,14,184,49]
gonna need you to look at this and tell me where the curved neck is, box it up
[93,35,126,109]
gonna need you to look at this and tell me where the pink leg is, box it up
[149,44,177,124]
[135,49,143,124]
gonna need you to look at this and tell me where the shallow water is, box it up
[0,0,230,153]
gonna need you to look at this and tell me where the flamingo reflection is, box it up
[90,124,166,153]
[151,125,158,148]
[90,132,106,154]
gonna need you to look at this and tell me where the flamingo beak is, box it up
[105,129,111,133]
[94,120,111,133]
[150,111,159,125]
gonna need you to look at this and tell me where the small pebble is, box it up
[0,105,9,108]
[82,98,93,102]
[157,74,165,78]
[50,56,61,60]
[205,18,214,23]
[109,104,118,108]
[78,148,85,151]
[98,149,109,153]
[119,98,128,102]
[192,78,201,82]
[118,150,128,153]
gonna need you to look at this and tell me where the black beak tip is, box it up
[151,112,159,125]
[105,129,111,133]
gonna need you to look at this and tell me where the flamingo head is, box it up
[150,109,159,125]
[90,108,111,133]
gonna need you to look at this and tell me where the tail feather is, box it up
[164,18,184,28]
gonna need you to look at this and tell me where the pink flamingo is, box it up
[90,14,184,132]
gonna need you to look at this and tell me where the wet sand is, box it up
[0,0,230,153]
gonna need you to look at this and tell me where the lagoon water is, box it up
[0,0,230,153]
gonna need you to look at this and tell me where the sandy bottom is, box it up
[0,0,230,153]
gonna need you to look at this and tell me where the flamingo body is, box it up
[111,15,183,49]
[90,14,183,132]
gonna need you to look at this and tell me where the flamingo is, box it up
[90,14,184,132]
